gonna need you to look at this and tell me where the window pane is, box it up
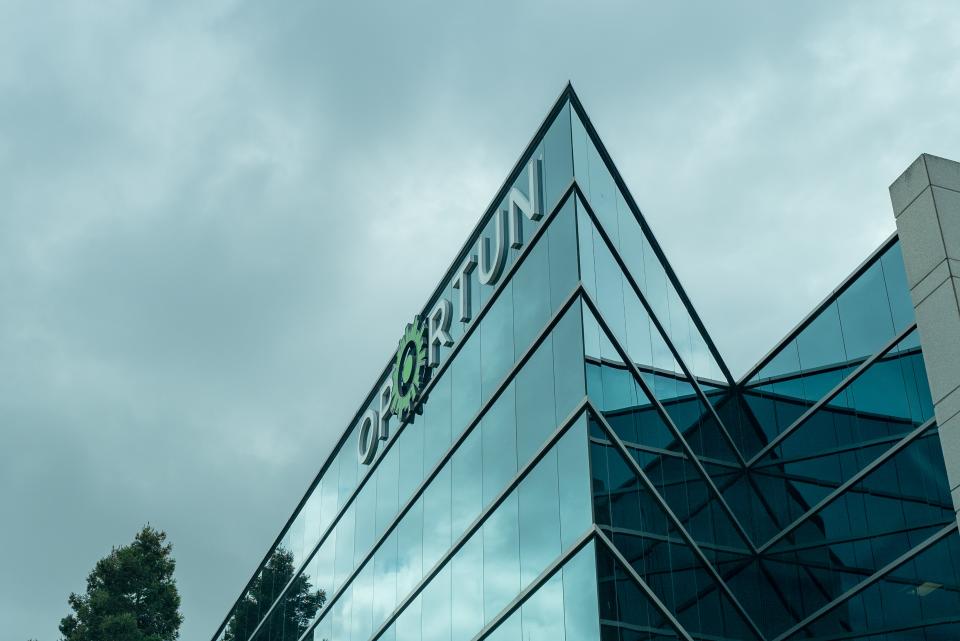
[452,535,485,641]
[396,498,423,599]
[561,541,601,641]
[422,565,452,641]
[513,240,550,354]
[481,285,515,401]
[518,449,561,587]
[483,491,521,622]
[515,337,557,465]
[557,417,592,549]
[424,372,452,472]
[520,572,566,641]
[452,425,483,537]
[333,504,355,593]
[451,334,481,436]
[548,198,579,311]
[541,103,573,210]
[482,383,518,506]
[422,463,452,572]
[395,594,422,641]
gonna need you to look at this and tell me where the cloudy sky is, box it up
[3,1,960,639]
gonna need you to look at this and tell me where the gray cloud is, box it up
[2,1,959,639]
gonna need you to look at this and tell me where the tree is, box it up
[60,525,183,641]
[225,547,325,641]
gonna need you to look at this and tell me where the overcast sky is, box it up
[3,1,960,639]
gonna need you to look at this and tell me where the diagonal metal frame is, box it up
[744,344,922,390]
[575,187,746,467]
[469,528,599,641]
[746,321,919,467]
[758,416,937,554]
[588,404,766,640]
[594,528,696,641]
[771,522,958,641]
[566,88,736,387]
[581,288,759,555]
[739,232,900,386]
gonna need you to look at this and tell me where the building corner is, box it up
[890,153,960,527]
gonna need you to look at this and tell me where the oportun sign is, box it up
[357,158,544,465]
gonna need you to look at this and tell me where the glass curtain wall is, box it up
[216,87,960,641]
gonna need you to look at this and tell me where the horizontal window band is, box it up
[587,435,742,470]
[743,344,923,390]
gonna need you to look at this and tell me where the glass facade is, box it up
[213,87,960,641]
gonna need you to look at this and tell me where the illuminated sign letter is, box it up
[478,210,509,286]
[427,299,453,366]
[377,379,392,441]
[508,157,543,249]
[453,255,477,323]
[356,408,380,465]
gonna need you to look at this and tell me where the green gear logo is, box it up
[390,317,430,422]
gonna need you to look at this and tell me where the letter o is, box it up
[356,408,380,465]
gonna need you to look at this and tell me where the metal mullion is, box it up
[352,398,591,641]
[758,417,936,554]
[586,354,720,389]
[566,87,735,387]
[595,528,697,641]
[757,559,807,634]
[670,556,757,632]
[746,322,919,468]
[765,537,956,581]
[771,522,959,641]
[752,432,914,470]
[590,434,742,470]
[239,186,583,641]
[588,404,766,640]
[753,464,951,508]
[291,285,586,641]
[210,85,581,641]
[739,232,899,387]
[773,521,956,555]
[743,346,922,391]
[751,394,920,427]
[581,290,758,555]
[600,524,751,560]
[598,620,683,638]
[575,187,747,468]
[804,615,960,641]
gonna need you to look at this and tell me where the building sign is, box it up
[357,158,543,464]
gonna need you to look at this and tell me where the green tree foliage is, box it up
[225,547,325,641]
[59,526,183,641]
